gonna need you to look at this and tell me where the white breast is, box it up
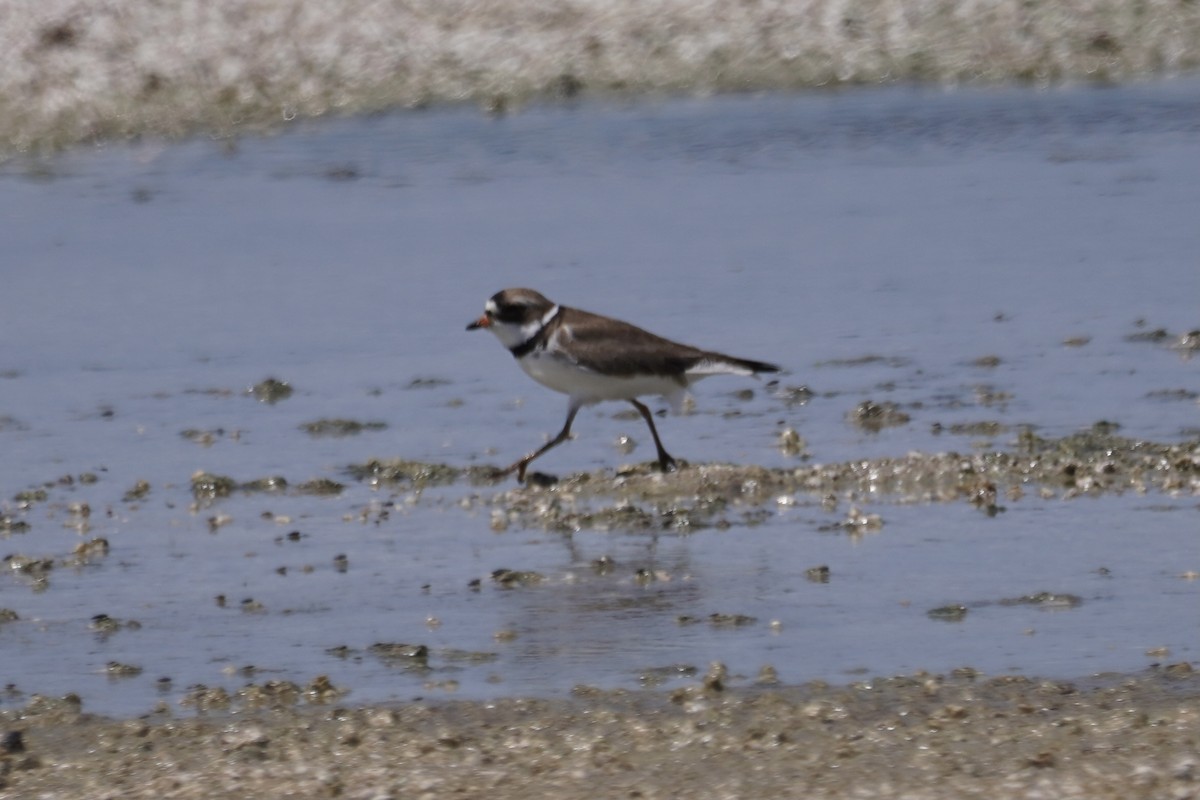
[518,351,690,409]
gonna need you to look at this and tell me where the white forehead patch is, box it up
[485,299,499,315]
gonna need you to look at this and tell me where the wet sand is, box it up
[3,665,1197,799]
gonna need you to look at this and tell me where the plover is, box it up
[468,288,779,481]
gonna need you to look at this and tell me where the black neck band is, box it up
[508,309,557,359]
[509,337,541,359]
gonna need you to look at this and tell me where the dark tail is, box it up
[732,356,780,374]
[701,353,780,375]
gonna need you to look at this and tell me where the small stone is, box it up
[1,730,23,753]
[250,377,293,403]
[778,428,806,455]
[927,605,969,622]
[805,565,831,583]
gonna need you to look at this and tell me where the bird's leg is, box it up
[629,399,677,473]
[506,402,580,482]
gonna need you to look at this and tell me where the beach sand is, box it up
[3,665,1198,799]
[5,0,1200,153]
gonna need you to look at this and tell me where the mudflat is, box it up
[3,665,1197,799]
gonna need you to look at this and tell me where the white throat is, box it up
[489,304,560,351]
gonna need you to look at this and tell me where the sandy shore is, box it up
[2,664,1196,799]
[5,0,1200,154]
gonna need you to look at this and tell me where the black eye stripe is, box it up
[495,304,528,323]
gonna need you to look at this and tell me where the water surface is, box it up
[1,79,1197,716]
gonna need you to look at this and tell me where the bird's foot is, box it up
[510,463,557,486]
[511,460,546,484]
[523,471,559,487]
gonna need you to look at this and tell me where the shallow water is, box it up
[2,79,1198,716]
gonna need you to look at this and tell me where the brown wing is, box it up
[556,308,708,379]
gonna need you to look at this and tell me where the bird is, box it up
[467,288,779,481]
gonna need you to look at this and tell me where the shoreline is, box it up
[3,663,1196,799]
[5,0,1200,155]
